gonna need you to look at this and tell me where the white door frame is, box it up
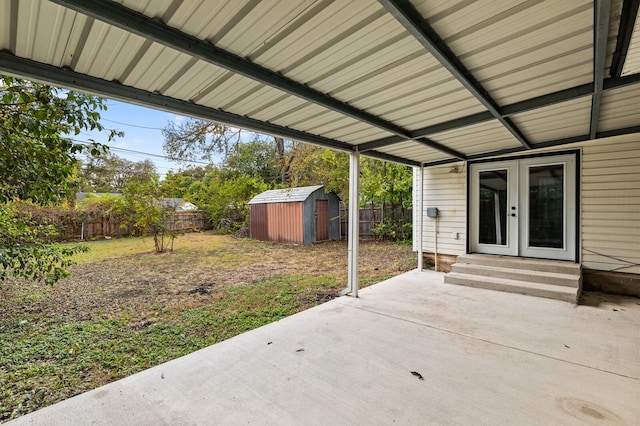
[518,154,576,260]
[469,152,578,261]
[469,160,518,256]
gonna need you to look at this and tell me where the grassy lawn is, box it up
[0,232,415,421]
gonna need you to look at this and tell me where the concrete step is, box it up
[456,254,580,275]
[444,272,579,303]
[450,263,580,288]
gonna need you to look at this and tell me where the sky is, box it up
[77,99,212,178]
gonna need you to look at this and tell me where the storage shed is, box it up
[249,185,340,245]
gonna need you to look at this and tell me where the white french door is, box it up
[469,154,576,261]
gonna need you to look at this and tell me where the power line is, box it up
[101,118,166,131]
[71,138,218,166]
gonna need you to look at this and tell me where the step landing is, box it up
[444,254,582,303]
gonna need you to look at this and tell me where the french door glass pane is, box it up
[528,164,564,249]
[478,170,508,245]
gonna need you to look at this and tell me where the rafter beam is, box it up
[359,72,640,152]
[0,52,420,167]
[50,0,462,161]
[610,0,640,78]
[378,0,532,149]
[590,0,612,138]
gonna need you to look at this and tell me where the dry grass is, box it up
[0,232,415,421]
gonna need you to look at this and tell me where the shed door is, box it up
[316,200,329,241]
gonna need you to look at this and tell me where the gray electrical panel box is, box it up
[426,207,438,218]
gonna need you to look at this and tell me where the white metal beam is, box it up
[346,151,361,297]
[416,166,424,270]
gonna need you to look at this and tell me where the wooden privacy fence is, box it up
[169,213,208,233]
[59,212,208,241]
[340,204,412,239]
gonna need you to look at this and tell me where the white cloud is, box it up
[169,114,186,126]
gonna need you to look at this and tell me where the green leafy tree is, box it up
[0,203,81,285]
[361,159,413,241]
[0,76,118,284]
[160,166,214,199]
[116,174,177,253]
[184,170,268,231]
[208,174,269,230]
[287,144,349,196]
[225,138,280,181]
[80,152,156,192]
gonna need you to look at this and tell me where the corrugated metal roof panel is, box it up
[275,108,394,145]
[483,49,593,105]
[376,141,445,164]
[396,98,487,131]
[223,84,298,115]
[430,121,521,156]
[605,0,624,75]
[417,0,594,105]
[328,127,393,145]
[510,97,593,143]
[328,55,447,108]
[254,3,403,85]
[597,84,640,132]
[491,69,594,106]
[194,73,260,107]
[621,10,640,75]
[249,185,324,205]
[125,0,317,60]
[271,104,334,129]
[12,1,76,65]
[352,74,485,127]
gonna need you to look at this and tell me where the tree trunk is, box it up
[274,137,290,185]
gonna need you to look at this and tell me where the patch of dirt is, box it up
[188,283,214,295]
[2,236,414,323]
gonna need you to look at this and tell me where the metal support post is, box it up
[416,165,424,270]
[347,150,360,297]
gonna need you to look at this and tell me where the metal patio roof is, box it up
[1,0,639,167]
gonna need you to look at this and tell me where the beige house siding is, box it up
[420,162,467,256]
[418,134,640,274]
[581,137,640,274]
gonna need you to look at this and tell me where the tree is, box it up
[162,119,242,162]
[287,144,349,196]
[225,138,280,181]
[160,166,215,198]
[116,173,177,253]
[184,169,268,232]
[0,203,81,285]
[80,152,156,192]
[162,118,297,186]
[360,159,413,241]
[0,76,118,284]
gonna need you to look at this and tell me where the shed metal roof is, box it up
[1,0,639,167]
[248,185,324,205]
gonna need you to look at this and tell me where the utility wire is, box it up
[71,138,217,166]
[101,118,166,131]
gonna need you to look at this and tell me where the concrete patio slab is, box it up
[8,270,640,425]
